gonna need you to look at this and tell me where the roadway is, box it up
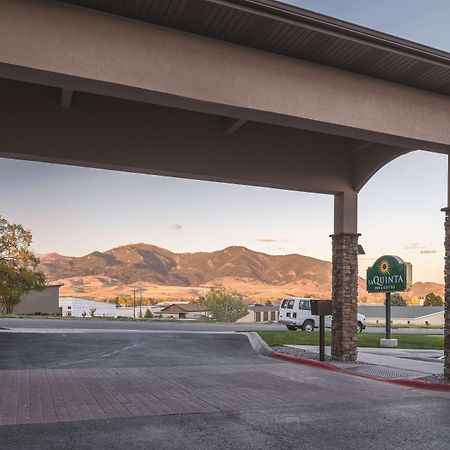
[0,329,449,449]
[0,317,444,334]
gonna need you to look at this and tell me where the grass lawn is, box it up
[255,330,444,350]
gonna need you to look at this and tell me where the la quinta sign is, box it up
[366,255,412,293]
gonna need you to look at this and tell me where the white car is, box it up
[278,297,366,333]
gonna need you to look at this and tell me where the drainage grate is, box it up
[343,364,426,379]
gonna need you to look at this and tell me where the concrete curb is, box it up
[244,332,273,357]
[271,352,341,371]
[271,351,450,392]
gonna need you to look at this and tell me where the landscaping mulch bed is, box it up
[272,345,333,362]
[418,374,450,385]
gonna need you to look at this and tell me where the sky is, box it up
[0,0,449,283]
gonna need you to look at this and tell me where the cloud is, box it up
[404,242,426,250]
[254,238,291,243]
[404,242,437,254]
[171,224,183,230]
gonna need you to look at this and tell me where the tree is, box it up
[0,216,46,314]
[202,285,248,322]
[89,307,97,317]
[423,292,443,307]
[109,296,120,306]
[385,292,407,306]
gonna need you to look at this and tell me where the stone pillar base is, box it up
[441,208,450,380]
[330,233,359,362]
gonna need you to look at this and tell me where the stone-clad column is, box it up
[331,233,359,361]
[442,207,450,380]
[331,191,359,361]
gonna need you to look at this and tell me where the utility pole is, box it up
[140,292,142,318]
[133,288,136,319]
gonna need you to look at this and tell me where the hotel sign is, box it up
[366,255,412,293]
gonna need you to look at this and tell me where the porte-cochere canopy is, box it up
[0,0,449,372]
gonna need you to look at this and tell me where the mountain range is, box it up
[39,243,443,302]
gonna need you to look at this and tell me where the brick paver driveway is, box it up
[0,330,449,449]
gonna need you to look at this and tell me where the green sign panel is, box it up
[366,255,412,293]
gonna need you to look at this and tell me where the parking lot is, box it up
[1,329,450,449]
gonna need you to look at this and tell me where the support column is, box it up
[442,155,450,380]
[331,191,359,362]
[442,207,450,380]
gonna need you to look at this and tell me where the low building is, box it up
[116,306,153,318]
[59,297,117,318]
[358,306,444,327]
[151,301,190,314]
[13,284,62,315]
[116,301,190,318]
[160,303,209,319]
[236,305,280,323]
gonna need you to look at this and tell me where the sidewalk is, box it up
[286,345,443,379]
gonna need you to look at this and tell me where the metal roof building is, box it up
[359,306,444,319]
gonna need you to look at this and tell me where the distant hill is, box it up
[408,281,444,298]
[41,243,332,286]
[39,244,443,301]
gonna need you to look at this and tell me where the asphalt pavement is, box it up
[0,329,449,449]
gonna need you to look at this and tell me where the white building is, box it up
[59,297,117,318]
[116,306,153,318]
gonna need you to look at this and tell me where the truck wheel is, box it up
[286,325,297,331]
[302,320,315,332]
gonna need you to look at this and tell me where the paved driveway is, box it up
[0,331,449,449]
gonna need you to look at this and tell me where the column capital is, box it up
[329,233,361,238]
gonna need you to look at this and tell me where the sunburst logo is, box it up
[379,259,391,275]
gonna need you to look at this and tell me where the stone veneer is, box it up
[331,233,359,361]
[442,208,450,380]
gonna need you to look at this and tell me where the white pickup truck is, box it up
[278,297,366,333]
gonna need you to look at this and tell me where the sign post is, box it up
[366,255,412,348]
[385,291,391,340]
